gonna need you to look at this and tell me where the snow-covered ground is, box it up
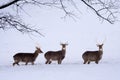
[1,59,120,80]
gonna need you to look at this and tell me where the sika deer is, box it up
[82,44,103,64]
[13,47,43,66]
[44,43,68,64]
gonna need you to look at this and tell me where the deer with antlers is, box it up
[82,37,106,64]
[44,43,68,64]
[82,43,104,64]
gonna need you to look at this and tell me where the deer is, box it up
[82,44,104,64]
[13,47,43,66]
[44,43,68,64]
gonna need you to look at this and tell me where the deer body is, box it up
[13,47,43,66]
[82,44,103,64]
[44,43,68,64]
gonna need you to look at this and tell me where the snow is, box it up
[1,2,120,80]
[1,60,120,80]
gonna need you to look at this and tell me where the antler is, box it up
[60,42,68,45]
[65,42,68,45]
[96,36,106,45]
[35,42,40,48]
[102,36,107,44]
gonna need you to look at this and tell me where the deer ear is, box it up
[60,42,63,45]
[36,47,39,49]
[96,44,99,47]
[101,44,104,46]
[66,43,68,45]
[65,42,68,45]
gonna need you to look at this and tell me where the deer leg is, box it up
[13,62,16,66]
[16,62,20,65]
[45,61,48,64]
[95,61,99,64]
[25,62,28,65]
[13,60,19,66]
[88,61,90,64]
[13,62,19,66]
[32,62,34,65]
[49,61,52,64]
[45,60,49,64]
[83,60,87,64]
[58,59,62,64]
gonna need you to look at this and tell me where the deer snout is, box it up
[40,50,43,53]
[39,50,43,53]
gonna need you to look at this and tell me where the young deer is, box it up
[44,43,68,64]
[13,47,43,66]
[82,44,104,64]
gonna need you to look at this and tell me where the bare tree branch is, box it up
[0,13,44,36]
[81,0,120,24]
[0,0,120,36]
[0,0,20,9]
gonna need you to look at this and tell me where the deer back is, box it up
[82,51,102,61]
[45,50,64,60]
[13,47,43,62]
[13,53,35,62]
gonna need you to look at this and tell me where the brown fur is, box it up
[44,43,68,64]
[82,44,103,64]
[13,47,43,66]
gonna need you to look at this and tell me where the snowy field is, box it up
[0,58,120,80]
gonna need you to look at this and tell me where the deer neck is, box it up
[62,47,66,56]
[99,48,103,59]
[99,48,103,53]
[33,50,39,59]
